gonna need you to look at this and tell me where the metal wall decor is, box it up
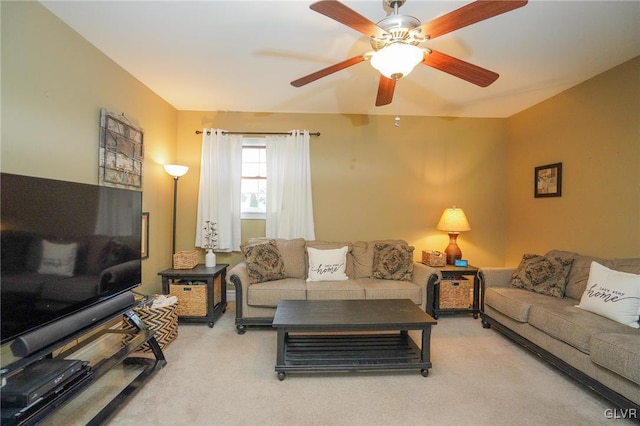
[99,108,144,189]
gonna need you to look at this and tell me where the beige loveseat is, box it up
[480,250,640,410]
[227,238,439,334]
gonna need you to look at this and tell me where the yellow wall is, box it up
[2,2,638,284]
[1,2,178,294]
[176,111,508,268]
[505,57,640,265]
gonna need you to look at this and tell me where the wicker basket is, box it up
[170,283,207,317]
[173,250,199,269]
[122,299,178,352]
[422,250,446,267]
[439,277,470,309]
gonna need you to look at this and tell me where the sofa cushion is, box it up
[306,279,365,300]
[357,278,422,304]
[352,240,408,279]
[528,303,629,354]
[576,261,640,328]
[611,257,640,276]
[241,239,287,284]
[306,246,348,282]
[590,333,640,385]
[509,253,573,298]
[247,278,306,307]
[372,243,414,281]
[484,287,569,323]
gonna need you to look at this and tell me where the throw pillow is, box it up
[576,261,640,328]
[306,246,349,282]
[372,243,414,281]
[97,239,135,271]
[37,240,78,277]
[509,253,573,298]
[241,240,287,284]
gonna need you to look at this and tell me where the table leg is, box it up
[421,326,432,377]
[472,274,480,318]
[276,328,286,380]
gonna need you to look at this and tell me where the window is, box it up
[241,138,266,218]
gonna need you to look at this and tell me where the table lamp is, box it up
[436,206,471,265]
[164,164,189,255]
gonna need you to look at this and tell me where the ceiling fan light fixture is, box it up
[370,43,424,80]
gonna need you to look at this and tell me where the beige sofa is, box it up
[227,238,439,334]
[480,250,640,410]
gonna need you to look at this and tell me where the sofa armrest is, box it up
[479,267,515,289]
[227,262,252,332]
[412,263,440,310]
[478,267,514,313]
[99,259,140,294]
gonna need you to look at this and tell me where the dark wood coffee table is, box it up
[272,299,437,380]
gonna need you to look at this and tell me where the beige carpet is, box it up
[105,303,632,426]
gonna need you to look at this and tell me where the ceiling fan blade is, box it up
[291,55,366,87]
[417,0,528,40]
[375,76,396,106]
[310,0,388,39]
[422,50,499,87]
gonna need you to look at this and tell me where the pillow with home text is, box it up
[37,240,77,277]
[306,246,348,282]
[576,261,640,328]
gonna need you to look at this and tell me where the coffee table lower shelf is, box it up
[275,333,431,380]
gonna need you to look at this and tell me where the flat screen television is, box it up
[1,173,142,346]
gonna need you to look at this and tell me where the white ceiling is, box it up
[41,1,640,118]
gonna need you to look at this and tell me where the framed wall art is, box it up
[534,162,562,198]
[99,108,144,190]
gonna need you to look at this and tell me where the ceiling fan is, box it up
[291,0,528,106]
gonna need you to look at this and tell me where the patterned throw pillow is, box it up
[372,243,414,281]
[241,240,286,284]
[510,253,573,298]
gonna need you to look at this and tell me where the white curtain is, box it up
[195,129,242,252]
[265,130,315,240]
[94,189,135,236]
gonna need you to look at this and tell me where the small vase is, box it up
[205,249,216,267]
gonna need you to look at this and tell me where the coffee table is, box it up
[272,299,437,380]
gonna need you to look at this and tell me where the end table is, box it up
[426,264,480,319]
[158,264,228,327]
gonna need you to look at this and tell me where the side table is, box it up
[158,264,228,328]
[426,264,481,319]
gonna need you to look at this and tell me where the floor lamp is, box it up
[164,164,189,256]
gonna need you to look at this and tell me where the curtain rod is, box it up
[195,130,320,137]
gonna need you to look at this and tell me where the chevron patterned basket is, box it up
[122,299,178,352]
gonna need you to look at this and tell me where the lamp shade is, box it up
[370,43,424,80]
[436,207,471,233]
[164,164,189,178]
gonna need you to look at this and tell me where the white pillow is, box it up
[38,240,78,277]
[576,261,640,328]
[306,246,348,282]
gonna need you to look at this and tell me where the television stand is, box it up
[1,307,166,426]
